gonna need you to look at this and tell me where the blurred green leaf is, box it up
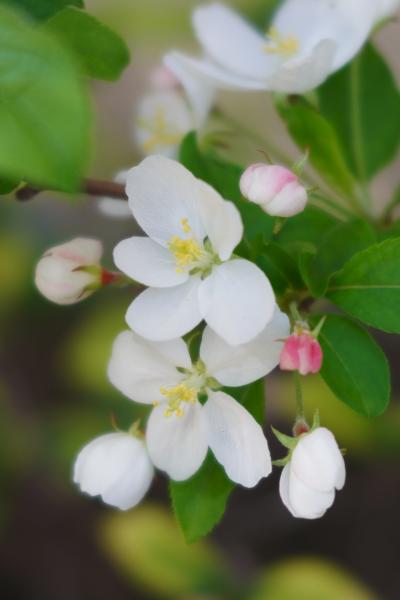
[180,132,275,251]
[275,205,338,251]
[250,557,376,600]
[170,453,234,543]
[277,96,356,198]
[100,504,228,597]
[310,314,390,417]
[4,0,83,21]
[319,44,400,180]
[257,241,303,295]
[301,219,376,297]
[45,7,130,81]
[0,5,90,191]
[0,176,19,195]
[327,238,400,333]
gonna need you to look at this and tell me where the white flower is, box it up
[108,308,289,485]
[98,170,131,219]
[35,237,103,305]
[279,427,346,519]
[73,432,154,510]
[113,155,275,345]
[165,1,378,96]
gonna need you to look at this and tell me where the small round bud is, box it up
[34,237,103,305]
[280,330,323,375]
[240,163,308,217]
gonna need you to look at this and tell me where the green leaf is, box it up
[271,426,296,450]
[275,205,339,251]
[170,453,234,543]
[277,96,356,198]
[5,0,83,21]
[0,175,19,194]
[179,132,275,251]
[257,242,303,295]
[309,314,390,417]
[0,6,90,191]
[45,7,130,81]
[301,219,376,297]
[319,44,400,180]
[327,238,400,333]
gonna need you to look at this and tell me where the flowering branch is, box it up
[16,178,128,202]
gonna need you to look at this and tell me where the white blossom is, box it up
[279,427,346,519]
[113,155,275,345]
[73,432,154,510]
[108,308,289,485]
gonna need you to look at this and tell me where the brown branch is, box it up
[15,178,128,202]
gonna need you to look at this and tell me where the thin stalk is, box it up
[294,372,305,421]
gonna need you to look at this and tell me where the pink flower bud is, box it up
[240,163,308,217]
[35,238,103,305]
[149,65,180,91]
[280,331,323,375]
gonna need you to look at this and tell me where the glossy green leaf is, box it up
[327,238,400,332]
[310,314,390,417]
[275,205,339,251]
[277,97,356,198]
[0,6,90,191]
[257,242,303,295]
[46,7,130,81]
[319,44,400,180]
[170,453,234,543]
[5,0,83,21]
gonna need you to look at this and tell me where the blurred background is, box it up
[1,1,400,598]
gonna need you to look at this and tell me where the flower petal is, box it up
[203,391,271,487]
[108,330,189,404]
[126,156,207,247]
[198,259,275,345]
[200,306,290,386]
[279,463,298,517]
[291,427,346,492]
[113,236,188,287]
[193,3,276,80]
[146,402,208,481]
[288,464,335,519]
[126,277,203,341]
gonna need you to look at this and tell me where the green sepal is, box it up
[271,427,297,450]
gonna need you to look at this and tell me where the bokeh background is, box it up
[1,1,400,598]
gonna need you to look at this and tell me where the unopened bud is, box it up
[280,328,323,375]
[35,237,103,305]
[240,163,308,217]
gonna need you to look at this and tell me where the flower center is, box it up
[168,218,217,275]
[160,382,197,417]
[263,27,299,57]
[139,106,183,153]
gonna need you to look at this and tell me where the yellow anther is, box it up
[160,383,197,417]
[181,217,191,233]
[168,235,203,272]
[139,106,183,153]
[264,27,299,57]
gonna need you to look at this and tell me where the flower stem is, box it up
[294,371,305,420]
[16,178,128,202]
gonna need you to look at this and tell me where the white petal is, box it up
[113,236,188,287]
[146,402,208,481]
[291,428,346,493]
[279,463,298,517]
[98,199,132,219]
[196,179,243,261]
[107,330,189,404]
[164,52,215,127]
[265,180,308,217]
[288,464,335,519]
[126,156,207,247]
[126,277,203,341]
[200,306,290,387]
[198,259,275,345]
[193,3,276,80]
[73,433,154,510]
[203,391,271,487]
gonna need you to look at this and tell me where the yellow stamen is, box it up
[160,383,197,417]
[180,217,191,233]
[168,236,203,272]
[139,106,183,153]
[264,27,299,57]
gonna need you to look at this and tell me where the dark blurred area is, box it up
[1,1,400,599]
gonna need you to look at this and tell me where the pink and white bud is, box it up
[280,427,345,519]
[149,65,181,91]
[35,237,103,305]
[280,330,323,375]
[73,432,154,510]
[240,163,308,217]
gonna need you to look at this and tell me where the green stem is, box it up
[294,372,305,420]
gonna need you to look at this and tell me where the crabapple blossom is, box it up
[165,1,378,96]
[280,326,323,375]
[240,163,308,217]
[73,432,154,510]
[113,155,276,345]
[279,427,346,519]
[35,238,103,305]
[149,64,181,91]
[108,307,290,485]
